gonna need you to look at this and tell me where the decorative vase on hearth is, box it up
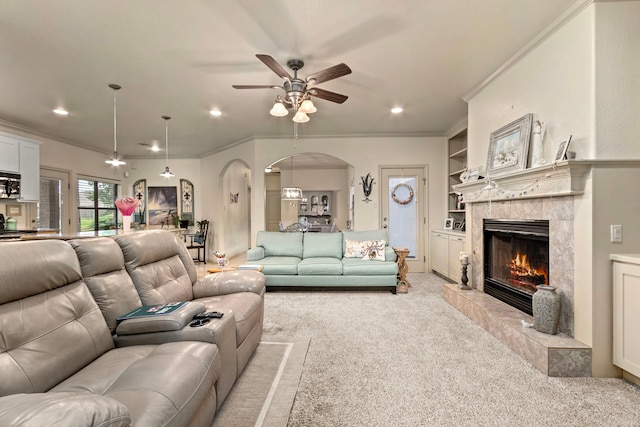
[532,285,561,335]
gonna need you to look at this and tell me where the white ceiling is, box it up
[0,0,574,160]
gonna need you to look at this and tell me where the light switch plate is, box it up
[611,225,622,243]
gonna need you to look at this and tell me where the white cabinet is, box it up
[448,234,465,282]
[0,135,20,172]
[19,140,40,202]
[431,230,466,282]
[0,132,40,201]
[611,254,640,381]
[431,231,449,276]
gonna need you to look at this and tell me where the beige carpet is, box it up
[212,337,310,427]
[262,272,640,427]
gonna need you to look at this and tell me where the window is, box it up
[77,179,118,232]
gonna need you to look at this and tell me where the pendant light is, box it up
[281,155,303,200]
[160,115,174,178]
[105,84,126,166]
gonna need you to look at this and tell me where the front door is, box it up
[381,167,426,272]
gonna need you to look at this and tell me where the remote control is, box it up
[193,311,223,319]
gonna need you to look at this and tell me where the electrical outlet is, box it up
[611,225,622,243]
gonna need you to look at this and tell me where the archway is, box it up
[264,153,354,233]
[219,159,252,258]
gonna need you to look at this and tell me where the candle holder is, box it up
[458,254,471,290]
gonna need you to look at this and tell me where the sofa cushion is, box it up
[256,231,303,257]
[115,231,194,305]
[52,341,220,427]
[259,256,301,275]
[196,293,263,347]
[342,258,398,276]
[69,238,143,333]
[0,392,131,427]
[298,257,343,275]
[0,240,115,397]
[303,232,343,259]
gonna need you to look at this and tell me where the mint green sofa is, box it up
[247,230,399,293]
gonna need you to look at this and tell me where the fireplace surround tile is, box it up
[443,283,591,376]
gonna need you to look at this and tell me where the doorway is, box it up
[381,167,426,272]
[38,168,71,234]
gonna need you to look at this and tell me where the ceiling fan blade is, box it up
[308,87,349,104]
[306,63,352,86]
[256,54,291,79]
[232,84,281,89]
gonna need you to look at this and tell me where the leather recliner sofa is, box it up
[0,230,265,427]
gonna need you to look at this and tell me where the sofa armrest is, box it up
[115,302,206,336]
[0,392,131,427]
[385,246,396,261]
[193,270,265,298]
[247,246,265,261]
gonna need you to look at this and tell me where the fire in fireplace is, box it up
[483,219,550,315]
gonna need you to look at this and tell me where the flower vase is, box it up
[122,215,132,233]
[532,285,561,335]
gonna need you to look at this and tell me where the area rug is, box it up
[212,337,310,427]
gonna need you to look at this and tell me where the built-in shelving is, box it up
[447,128,467,229]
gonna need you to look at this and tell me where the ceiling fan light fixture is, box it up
[292,111,309,123]
[270,101,289,117]
[298,99,317,114]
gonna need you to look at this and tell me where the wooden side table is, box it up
[393,247,410,293]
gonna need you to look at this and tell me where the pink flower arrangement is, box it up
[115,196,139,216]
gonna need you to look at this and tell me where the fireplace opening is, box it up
[483,219,549,315]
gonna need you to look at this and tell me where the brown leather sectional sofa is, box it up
[0,230,265,427]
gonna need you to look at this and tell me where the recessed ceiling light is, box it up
[391,107,403,114]
[150,144,160,152]
[53,108,69,116]
[210,109,222,117]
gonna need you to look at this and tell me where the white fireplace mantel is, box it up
[452,160,632,204]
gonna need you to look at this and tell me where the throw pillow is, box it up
[344,239,366,258]
[361,240,386,261]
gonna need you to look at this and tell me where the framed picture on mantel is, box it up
[486,113,533,177]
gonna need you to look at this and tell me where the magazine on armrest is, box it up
[117,301,189,321]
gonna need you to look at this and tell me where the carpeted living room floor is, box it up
[257,272,640,427]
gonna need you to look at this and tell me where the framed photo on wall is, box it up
[486,113,533,177]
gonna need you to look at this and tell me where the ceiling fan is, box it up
[232,54,352,123]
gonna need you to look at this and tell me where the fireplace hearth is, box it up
[483,219,549,315]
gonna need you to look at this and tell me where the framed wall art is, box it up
[486,113,533,177]
[180,179,194,226]
[132,179,146,224]
[147,186,178,226]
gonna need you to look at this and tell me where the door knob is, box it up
[383,225,388,229]
[383,217,387,222]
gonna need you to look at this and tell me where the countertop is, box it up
[610,254,640,265]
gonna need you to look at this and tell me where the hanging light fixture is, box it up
[160,115,174,178]
[281,155,303,200]
[105,84,126,166]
